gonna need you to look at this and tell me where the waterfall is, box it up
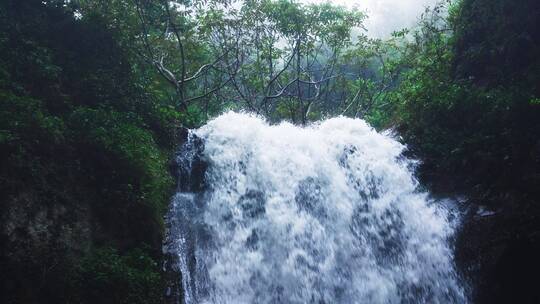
[164,112,467,304]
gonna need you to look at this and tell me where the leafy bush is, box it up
[70,247,163,304]
[386,0,540,200]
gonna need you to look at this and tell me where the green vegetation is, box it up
[71,247,163,304]
[0,0,177,303]
[385,0,540,203]
[1,0,539,303]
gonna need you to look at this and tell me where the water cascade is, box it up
[164,112,467,304]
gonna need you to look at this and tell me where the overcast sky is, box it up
[301,0,440,38]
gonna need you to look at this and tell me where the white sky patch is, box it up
[300,0,440,38]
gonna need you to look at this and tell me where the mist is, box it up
[302,0,440,38]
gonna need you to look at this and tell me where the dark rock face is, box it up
[175,129,207,193]
[455,201,540,304]
[419,163,540,304]
[2,192,91,258]
[0,191,92,303]
[163,129,208,304]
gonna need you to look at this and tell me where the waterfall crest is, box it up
[165,112,466,304]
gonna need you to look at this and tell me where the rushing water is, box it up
[164,112,467,304]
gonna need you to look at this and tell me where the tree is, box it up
[132,0,364,123]
[213,0,365,123]
[339,34,407,121]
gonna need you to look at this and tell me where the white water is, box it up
[166,112,467,304]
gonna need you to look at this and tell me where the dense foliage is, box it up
[388,0,540,203]
[0,1,179,303]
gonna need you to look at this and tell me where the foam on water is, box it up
[165,112,467,304]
